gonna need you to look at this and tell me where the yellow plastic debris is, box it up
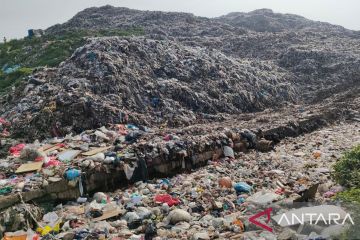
[36,222,60,236]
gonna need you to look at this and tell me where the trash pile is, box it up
[46,5,360,105]
[0,120,267,201]
[0,37,296,140]
[0,118,359,238]
[46,5,246,38]
[217,9,352,33]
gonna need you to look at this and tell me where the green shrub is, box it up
[0,67,33,92]
[332,145,360,187]
[17,67,33,75]
[336,188,360,204]
[332,146,360,239]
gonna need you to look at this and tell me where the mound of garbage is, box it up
[0,37,296,139]
[46,5,246,38]
[217,8,352,33]
[45,5,360,102]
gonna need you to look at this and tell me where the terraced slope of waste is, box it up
[0,37,297,139]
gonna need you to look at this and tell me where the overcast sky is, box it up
[1,0,359,40]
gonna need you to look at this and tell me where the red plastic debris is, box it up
[275,188,285,195]
[44,156,61,167]
[0,118,10,126]
[116,124,128,135]
[1,129,10,137]
[323,191,336,198]
[163,134,172,141]
[56,143,66,148]
[218,177,232,188]
[35,156,45,162]
[9,144,26,157]
[154,194,180,207]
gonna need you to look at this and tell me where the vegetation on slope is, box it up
[332,145,360,239]
[332,145,360,188]
[0,28,144,93]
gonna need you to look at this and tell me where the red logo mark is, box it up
[249,207,273,232]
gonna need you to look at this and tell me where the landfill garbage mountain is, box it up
[0,5,360,240]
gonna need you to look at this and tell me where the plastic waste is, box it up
[234,182,252,194]
[166,209,191,224]
[233,219,245,232]
[124,164,136,180]
[144,222,157,240]
[126,124,139,130]
[93,192,107,203]
[218,177,232,188]
[163,134,172,141]
[223,146,235,158]
[43,212,59,226]
[236,196,246,205]
[3,229,39,240]
[323,191,336,198]
[124,211,139,222]
[0,186,13,195]
[77,197,88,203]
[20,146,46,162]
[36,222,61,236]
[159,178,171,189]
[3,65,20,74]
[0,117,10,126]
[44,157,61,167]
[87,152,105,162]
[9,144,26,156]
[154,194,180,207]
[313,151,322,159]
[131,194,143,205]
[58,150,80,162]
[65,169,81,181]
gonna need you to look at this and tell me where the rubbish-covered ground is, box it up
[0,73,360,239]
[1,104,360,239]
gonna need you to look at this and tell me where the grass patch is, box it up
[332,145,360,188]
[332,145,360,239]
[0,67,34,93]
[336,188,360,204]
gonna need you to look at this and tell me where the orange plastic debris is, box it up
[218,177,232,188]
[313,151,322,159]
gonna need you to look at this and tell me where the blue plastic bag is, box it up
[65,169,81,181]
[234,182,252,194]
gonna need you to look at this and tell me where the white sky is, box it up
[1,0,359,40]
